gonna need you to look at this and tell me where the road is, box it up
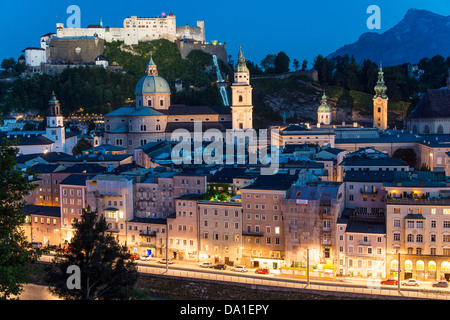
[33,254,450,300]
[134,257,450,294]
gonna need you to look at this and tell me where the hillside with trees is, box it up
[0,39,448,130]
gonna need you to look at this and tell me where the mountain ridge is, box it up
[327,8,450,66]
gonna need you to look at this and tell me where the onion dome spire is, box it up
[374,63,387,98]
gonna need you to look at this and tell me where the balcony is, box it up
[359,240,372,246]
[387,197,450,205]
[320,210,333,217]
[243,231,264,237]
[140,230,157,237]
[360,188,378,194]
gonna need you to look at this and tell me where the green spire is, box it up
[146,53,158,76]
[148,52,156,66]
[49,91,59,104]
[374,64,387,98]
[317,92,331,113]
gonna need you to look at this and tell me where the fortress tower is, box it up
[373,65,388,130]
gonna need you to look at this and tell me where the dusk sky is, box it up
[1,0,449,68]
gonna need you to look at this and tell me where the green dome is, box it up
[317,93,331,113]
[135,75,171,95]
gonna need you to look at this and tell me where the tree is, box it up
[0,139,44,299]
[260,54,276,74]
[1,58,15,72]
[274,51,290,74]
[392,148,417,168]
[44,206,138,300]
[72,138,92,155]
[301,60,308,71]
[292,59,300,71]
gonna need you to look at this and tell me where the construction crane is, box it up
[213,55,229,106]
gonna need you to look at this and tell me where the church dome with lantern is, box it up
[135,56,171,95]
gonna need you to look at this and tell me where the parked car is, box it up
[231,265,248,272]
[432,281,449,288]
[158,259,173,264]
[255,268,269,274]
[140,255,152,261]
[199,262,212,268]
[401,279,420,286]
[129,253,140,260]
[212,264,227,270]
[380,279,398,285]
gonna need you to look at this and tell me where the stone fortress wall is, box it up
[56,13,205,46]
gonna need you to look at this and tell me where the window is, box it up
[393,208,400,214]
[393,219,401,227]
[430,234,436,242]
[393,233,400,241]
[444,221,450,228]
[431,220,437,228]
[407,221,414,228]
[407,234,414,242]
[444,209,450,215]
[416,234,423,243]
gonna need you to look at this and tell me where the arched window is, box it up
[424,125,430,134]
[428,261,436,272]
[407,234,414,242]
[404,260,413,271]
[437,125,444,134]
[378,107,381,113]
[412,125,417,134]
[441,261,450,272]
[416,260,424,271]
[156,124,161,131]
[239,95,243,102]
[416,234,423,243]
[390,259,398,270]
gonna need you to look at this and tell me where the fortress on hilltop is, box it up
[56,12,205,45]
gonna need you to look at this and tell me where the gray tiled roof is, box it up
[408,88,450,119]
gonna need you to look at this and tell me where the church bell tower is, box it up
[45,91,65,151]
[231,47,253,130]
[373,65,388,130]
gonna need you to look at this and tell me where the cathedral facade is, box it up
[103,49,254,149]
